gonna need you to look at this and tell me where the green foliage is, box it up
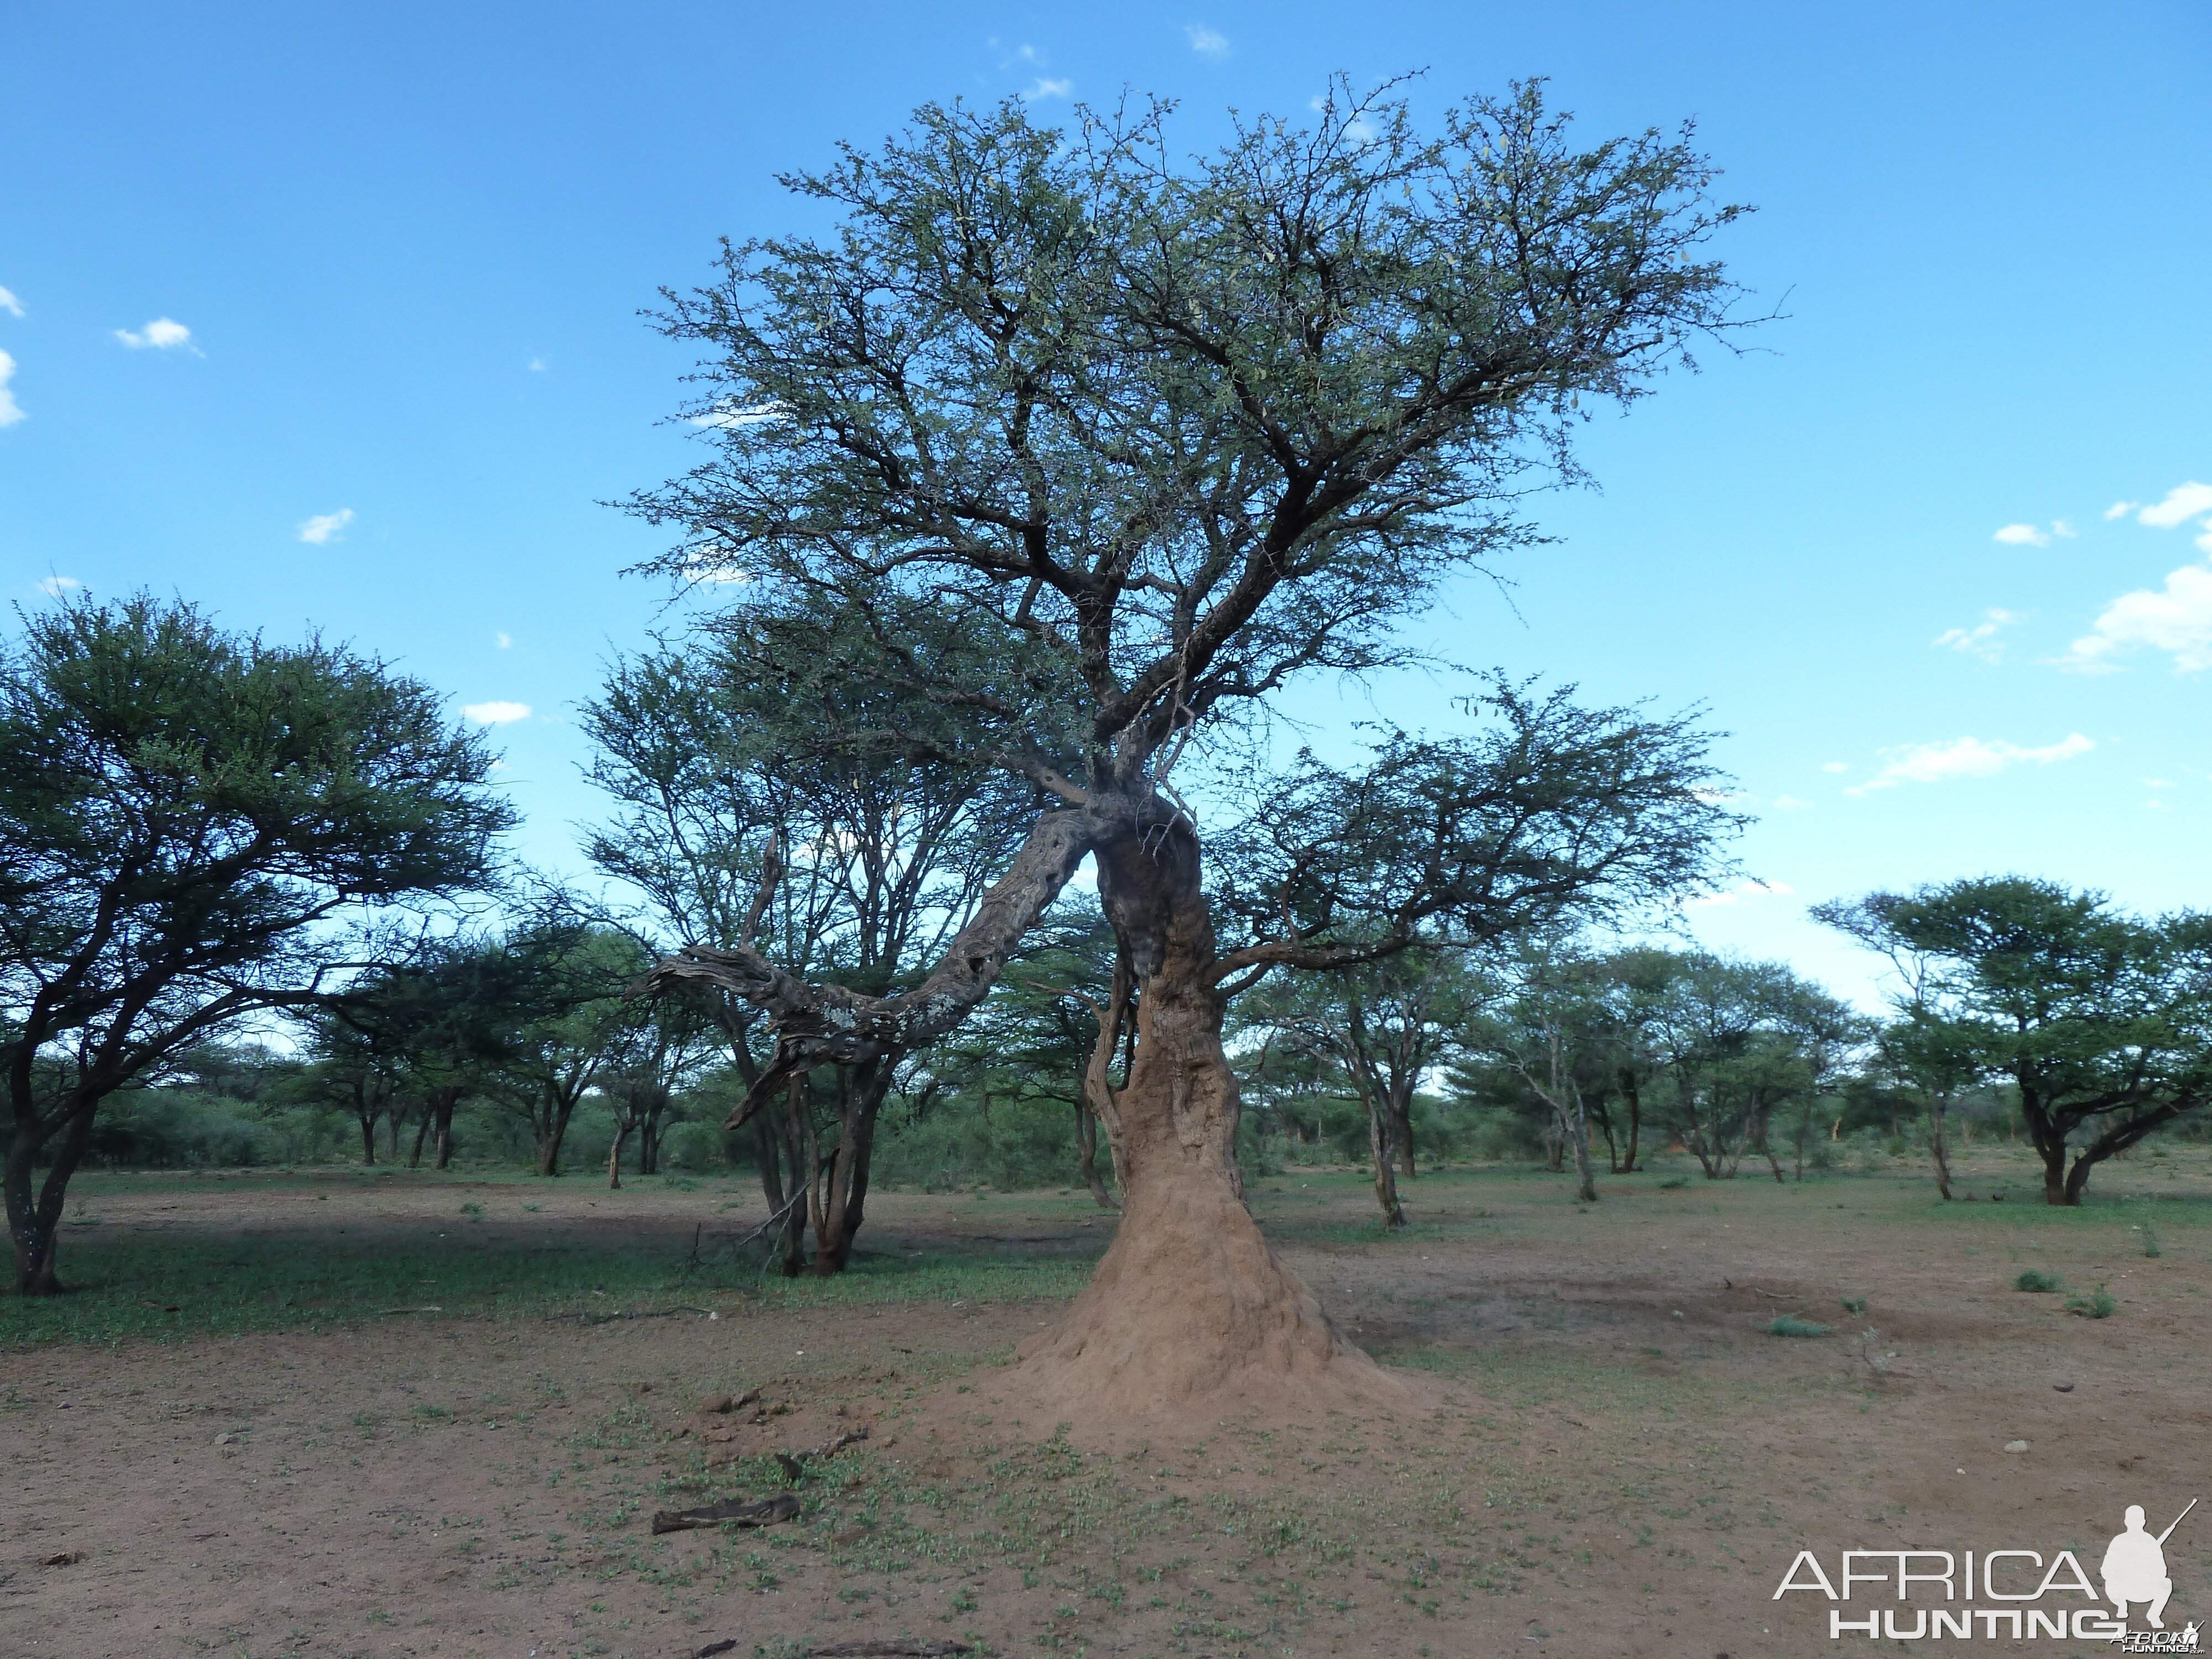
[2066,1285,2117,1319]
[873,1089,1097,1194]
[1764,1315,1831,1338]
[2015,1269,2062,1292]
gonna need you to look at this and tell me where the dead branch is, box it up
[649,1491,802,1535]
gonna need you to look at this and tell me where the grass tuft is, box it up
[2013,1269,2062,1293]
[2065,1286,2117,1319]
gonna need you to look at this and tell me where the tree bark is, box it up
[811,1061,888,1275]
[607,1124,627,1190]
[1389,1086,1416,1181]
[7,1100,97,1296]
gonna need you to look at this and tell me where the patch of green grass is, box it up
[1838,1297,1866,1314]
[2065,1286,2117,1319]
[2015,1269,2063,1293]
[0,1228,1098,1349]
[1765,1315,1831,1338]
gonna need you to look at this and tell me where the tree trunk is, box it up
[409,1111,432,1168]
[358,1111,377,1166]
[432,1094,456,1170]
[1928,1095,1954,1201]
[1619,1071,1642,1173]
[811,1061,888,1275]
[1571,1087,1598,1203]
[7,1101,97,1296]
[1074,1098,1119,1210]
[639,1114,660,1176]
[1008,823,1390,1420]
[1365,1086,1407,1228]
[607,1123,627,1190]
[1389,1088,1416,1181]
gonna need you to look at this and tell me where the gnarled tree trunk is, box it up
[1011,819,1386,1418]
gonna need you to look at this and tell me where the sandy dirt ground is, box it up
[4,1159,2209,1658]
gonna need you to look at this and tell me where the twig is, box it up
[561,1304,714,1327]
[380,1305,443,1315]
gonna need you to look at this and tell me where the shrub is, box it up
[2014,1269,2062,1293]
[1766,1314,1831,1338]
[2066,1286,2117,1319]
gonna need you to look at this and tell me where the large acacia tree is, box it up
[638,85,1748,1413]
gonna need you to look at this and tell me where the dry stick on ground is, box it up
[559,1303,713,1327]
[649,1492,802,1535]
[774,1425,870,1484]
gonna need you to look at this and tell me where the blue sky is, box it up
[3,2,2206,1007]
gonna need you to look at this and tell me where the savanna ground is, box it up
[4,1146,2210,1659]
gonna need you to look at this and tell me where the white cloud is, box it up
[463,700,532,725]
[0,285,23,319]
[296,507,355,545]
[113,317,195,351]
[1992,523,2048,547]
[1932,607,2023,663]
[1186,24,1229,57]
[526,357,547,372]
[1025,76,1073,100]
[1686,878,1796,910]
[495,631,513,649]
[2052,519,2077,539]
[2059,559,2212,674]
[0,349,22,427]
[1819,760,1849,774]
[2138,482,2212,530]
[2105,500,2138,520]
[36,576,81,596]
[1771,795,1813,811]
[1848,732,2094,794]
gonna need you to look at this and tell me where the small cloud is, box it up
[296,508,355,545]
[1025,76,1072,100]
[1993,523,2050,547]
[1848,732,2094,794]
[1686,878,1796,910]
[2138,482,2212,530]
[1819,761,1849,774]
[463,700,532,725]
[1186,24,1229,58]
[0,285,22,319]
[494,631,513,649]
[2058,559,2212,674]
[2105,500,2138,520]
[1771,795,1813,811]
[527,357,547,372]
[1932,607,2023,664]
[0,349,23,427]
[36,576,81,597]
[2051,519,2077,539]
[113,317,196,351]
[2145,777,2175,789]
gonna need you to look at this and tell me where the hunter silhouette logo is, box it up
[1772,1496,2200,1646]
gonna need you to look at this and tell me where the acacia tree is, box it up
[1462,938,1624,1202]
[1,594,510,1293]
[638,85,1747,1411]
[1240,943,1485,1225]
[1817,879,2212,1205]
[583,633,1024,1269]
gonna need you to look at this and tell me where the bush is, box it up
[2065,1286,2117,1319]
[1766,1314,1831,1338]
[2014,1269,2062,1293]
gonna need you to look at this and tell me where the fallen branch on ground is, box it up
[650,1492,802,1535]
[557,1304,713,1327]
[379,1306,442,1315]
[777,1426,868,1483]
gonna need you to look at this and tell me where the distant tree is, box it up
[598,990,717,1187]
[1461,937,1620,1202]
[635,84,1747,1404]
[0,594,511,1293]
[1634,951,1860,1180]
[1241,945,1485,1225]
[479,924,653,1178]
[583,629,1025,1269]
[298,1011,404,1165]
[1817,879,2212,1205]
